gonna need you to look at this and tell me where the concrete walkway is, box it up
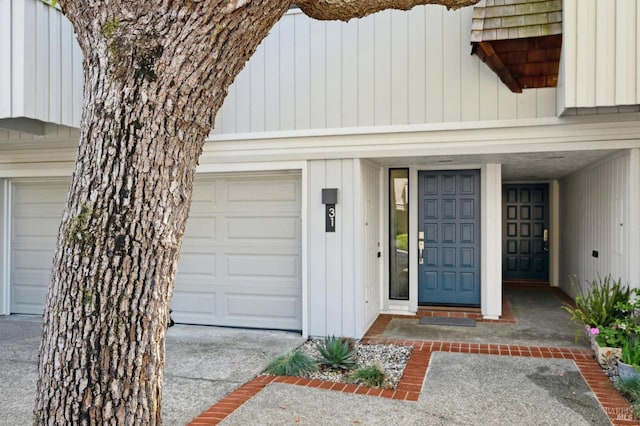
[1,288,637,425]
[0,316,304,425]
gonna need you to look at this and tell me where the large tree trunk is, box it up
[34,0,478,423]
[34,1,290,423]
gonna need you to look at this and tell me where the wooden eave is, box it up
[471,34,562,93]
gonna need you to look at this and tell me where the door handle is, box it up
[418,240,424,264]
[543,228,549,252]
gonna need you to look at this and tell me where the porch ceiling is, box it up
[374,149,620,181]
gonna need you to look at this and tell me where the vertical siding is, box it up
[1,0,83,128]
[0,0,12,118]
[307,159,359,338]
[214,7,557,135]
[559,152,631,296]
[562,0,640,108]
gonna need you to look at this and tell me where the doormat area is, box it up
[418,317,476,327]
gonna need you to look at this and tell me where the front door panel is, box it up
[418,170,481,306]
[502,184,549,281]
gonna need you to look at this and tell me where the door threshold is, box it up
[418,305,481,314]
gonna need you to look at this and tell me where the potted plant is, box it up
[618,337,640,382]
[562,274,630,346]
[593,325,624,366]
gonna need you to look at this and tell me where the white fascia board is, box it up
[202,114,640,163]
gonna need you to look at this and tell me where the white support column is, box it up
[550,180,561,287]
[0,179,9,315]
[481,164,502,319]
[628,149,640,290]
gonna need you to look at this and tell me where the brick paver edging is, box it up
[188,340,638,425]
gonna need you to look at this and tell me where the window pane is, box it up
[389,169,409,300]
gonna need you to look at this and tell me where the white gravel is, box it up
[279,339,412,389]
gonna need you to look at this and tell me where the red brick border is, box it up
[190,322,637,426]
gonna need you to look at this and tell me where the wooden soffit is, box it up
[470,0,562,93]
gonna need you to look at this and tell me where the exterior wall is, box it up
[559,150,637,296]
[307,159,360,338]
[561,0,640,110]
[212,6,557,136]
[0,0,83,132]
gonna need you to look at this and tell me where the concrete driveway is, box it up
[0,315,304,425]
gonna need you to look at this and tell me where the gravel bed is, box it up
[286,339,412,389]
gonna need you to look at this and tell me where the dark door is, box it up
[502,184,549,281]
[418,170,481,306]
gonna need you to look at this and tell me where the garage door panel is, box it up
[13,217,61,237]
[176,253,216,276]
[183,217,216,241]
[227,179,298,202]
[226,254,299,278]
[226,293,299,319]
[227,216,298,240]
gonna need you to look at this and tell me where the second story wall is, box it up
[561,0,640,110]
[212,6,557,136]
[0,0,83,133]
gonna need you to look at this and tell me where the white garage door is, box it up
[10,172,302,330]
[10,180,68,314]
[172,172,302,331]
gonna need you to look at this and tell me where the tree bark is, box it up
[34,1,291,424]
[34,0,479,424]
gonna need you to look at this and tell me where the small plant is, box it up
[348,363,386,388]
[562,274,630,329]
[596,324,627,348]
[616,378,640,420]
[317,335,356,370]
[621,338,640,369]
[264,350,318,376]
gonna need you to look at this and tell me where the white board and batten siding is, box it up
[0,0,83,132]
[562,0,640,110]
[172,172,303,331]
[7,173,303,331]
[212,6,557,137]
[559,151,637,296]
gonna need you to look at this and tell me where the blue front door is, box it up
[418,170,481,306]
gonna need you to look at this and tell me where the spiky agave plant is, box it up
[317,335,356,370]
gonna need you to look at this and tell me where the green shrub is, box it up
[562,274,630,328]
[317,335,356,370]
[616,378,640,419]
[264,350,318,376]
[348,363,386,388]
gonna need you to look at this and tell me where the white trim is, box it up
[208,114,640,143]
[300,162,309,337]
[0,179,9,315]
[550,180,561,287]
[195,160,306,174]
[481,164,502,319]
[628,149,640,290]
[408,168,418,313]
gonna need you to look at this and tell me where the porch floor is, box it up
[366,285,589,349]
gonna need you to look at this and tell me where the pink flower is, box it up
[590,327,600,335]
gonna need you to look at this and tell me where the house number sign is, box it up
[321,188,338,233]
[326,204,336,232]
